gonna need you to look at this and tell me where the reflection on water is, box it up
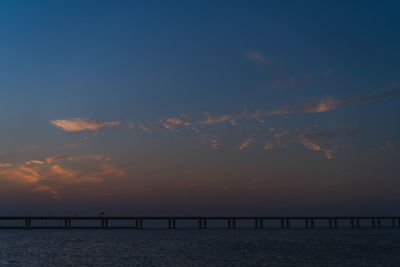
[0,229,398,266]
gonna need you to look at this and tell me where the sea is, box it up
[0,228,398,266]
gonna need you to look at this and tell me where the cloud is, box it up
[158,89,400,130]
[96,88,399,142]
[245,89,400,118]
[0,163,13,168]
[0,154,124,197]
[46,155,72,163]
[198,113,230,125]
[162,118,185,129]
[238,138,254,151]
[0,165,41,184]
[298,134,336,160]
[245,50,267,64]
[50,118,121,133]
[138,124,151,132]
[209,139,220,150]
[25,160,45,165]
[49,89,399,137]
[381,140,393,152]
[29,185,58,197]
[261,128,339,159]
[264,143,274,150]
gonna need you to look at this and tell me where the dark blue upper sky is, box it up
[0,0,399,215]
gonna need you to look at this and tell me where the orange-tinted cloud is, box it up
[298,134,336,160]
[238,138,254,151]
[46,155,72,164]
[29,185,58,197]
[158,89,400,130]
[209,139,220,150]
[0,154,124,197]
[0,163,13,168]
[162,118,185,129]
[25,160,45,165]
[0,165,41,184]
[198,113,230,125]
[50,118,121,132]
[264,143,274,150]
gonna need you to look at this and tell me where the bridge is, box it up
[0,216,399,229]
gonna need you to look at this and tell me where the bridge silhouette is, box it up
[0,216,399,229]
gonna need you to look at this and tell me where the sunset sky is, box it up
[0,1,399,215]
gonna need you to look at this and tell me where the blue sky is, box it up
[0,0,399,215]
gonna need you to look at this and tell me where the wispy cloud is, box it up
[29,185,58,197]
[158,89,400,130]
[261,128,341,159]
[25,160,45,165]
[162,118,185,129]
[238,138,254,151]
[245,50,267,64]
[264,143,274,150]
[247,88,400,117]
[298,133,336,159]
[54,89,398,139]
[209,139,220,150]
[0,154,124,197]
[0,163,13,168]
[50,118,121,133]
[46,155,72,163]
[381,140,393,152]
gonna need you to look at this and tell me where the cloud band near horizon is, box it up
[50,89,399,133]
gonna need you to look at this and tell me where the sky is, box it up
[0,0,399,215]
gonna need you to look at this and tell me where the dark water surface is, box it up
[0,229,398,266]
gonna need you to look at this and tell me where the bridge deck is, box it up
[0,216,398,229]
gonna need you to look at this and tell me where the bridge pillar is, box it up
[168,219,176,229]
[255,219,259,229]
[377,218,381,228]
[392,218,396,228]
[227,219,232,229]
[351,218,355,228]
[310,219,315,228]
[356,218,360,228]
[198,219,207,229]
[280,218,285,228]
[64,219,71,229]
[334,218,338,228]
[135,219,143,229]
[286,219,290,228]
[305,219,309,228]
[371,218,376,228]
[25,218,32,229]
